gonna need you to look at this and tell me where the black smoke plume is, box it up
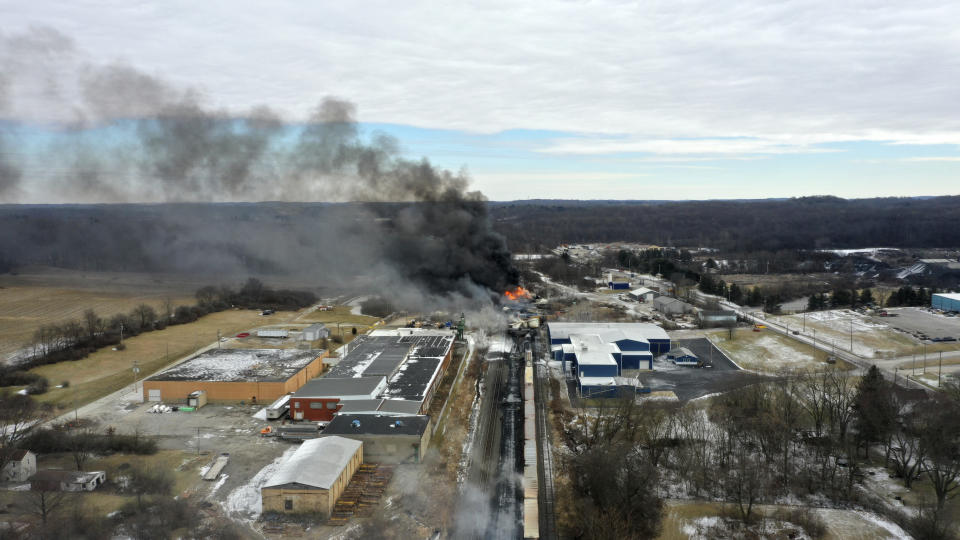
[0,27,517,303]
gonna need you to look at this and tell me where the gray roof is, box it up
[377,399,423,415]
[336,399,384,413]
[293,376,385,399]
[263,436,362,490]
[669,347,698,358]
[323,414,430,437]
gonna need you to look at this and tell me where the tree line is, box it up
[491,196,960,253]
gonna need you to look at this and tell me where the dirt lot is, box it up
[773,309,960,358]
[712,328,852,373]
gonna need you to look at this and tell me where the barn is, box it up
[142,348,326,404]
[261,436,363,517]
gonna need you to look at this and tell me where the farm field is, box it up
[772,309,960,358]
[711,328,852,373]
[25,308,275,409]
[0,285,193,360]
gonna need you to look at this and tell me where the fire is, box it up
[504,286,532,301]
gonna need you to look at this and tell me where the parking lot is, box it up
[876,307,960,341]
[638,338,767,401]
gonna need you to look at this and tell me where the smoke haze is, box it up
[0,27,517,307]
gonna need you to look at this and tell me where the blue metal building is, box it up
[932,293,960,313]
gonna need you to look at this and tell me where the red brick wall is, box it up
[290,397,342,421]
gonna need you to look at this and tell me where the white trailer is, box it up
[265,393,293,420]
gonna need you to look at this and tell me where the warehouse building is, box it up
[548,322,670,356]
[291,377,387,421]
[261,436,363,517]
[628,287,657,302]
[286,330,455,421]
[322,414,432,463]
[932,293,960,313]
[653,296,693,315]
[142,348,325,403]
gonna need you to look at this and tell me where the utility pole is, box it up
[923,343,926,374]
[938,351,943,387]
[803,312,806,333]
[197,428,201,455]
[849,318,854,352]
[217,329,221,349]
[913,351,916,376]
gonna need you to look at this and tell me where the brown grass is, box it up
[295,305,381,326]
[712,329,855,373]
[0,285,192,357]
[29,309,271,408]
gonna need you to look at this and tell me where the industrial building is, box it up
[261,436,363,517]
[142,348,326,403]
[932,293,960,313]
[547,322,664,398]
[291,377,387,421]
[628,287,657,302]
[653,296,693,315]
[286,329,455,422]
[321,414,432,463]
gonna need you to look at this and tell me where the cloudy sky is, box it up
[2,1,960,201]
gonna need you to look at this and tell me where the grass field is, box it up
[25,309,269,409]
[0,285,193,358]
[295,305,381,326]
[712,328,854,373]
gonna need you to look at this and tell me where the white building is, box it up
[2,450,36,482]
[303,323,331,341]
[628,287,657,302]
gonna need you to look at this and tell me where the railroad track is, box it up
[533,357,558,539]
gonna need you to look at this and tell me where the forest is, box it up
[490,196,960,252]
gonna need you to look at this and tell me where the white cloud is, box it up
[2,0,960,148]
[535,137,839,156]
[901,156,960,162]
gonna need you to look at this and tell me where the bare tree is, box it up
[920,401,960,509]
[131,304,157,332]
[0,391,44,474]
[22,471,67,525]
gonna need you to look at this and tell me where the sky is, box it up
[2,1,960,201]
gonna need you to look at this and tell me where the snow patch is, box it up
[223,446,298,520]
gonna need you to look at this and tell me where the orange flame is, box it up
[504,286,531,301]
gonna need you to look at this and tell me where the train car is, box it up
[523,364,540,539]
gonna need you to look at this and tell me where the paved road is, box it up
[638,338,767,401]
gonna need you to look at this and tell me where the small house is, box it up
[2,450,36,483]
[303,323,331,341]
[31,470,106,492]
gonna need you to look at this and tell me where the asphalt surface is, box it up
[638,338,767,401]
[875,307,960,341]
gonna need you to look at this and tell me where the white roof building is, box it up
[263,436,363,490]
